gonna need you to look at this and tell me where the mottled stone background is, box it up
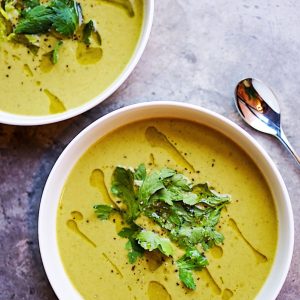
[1,0,300,299]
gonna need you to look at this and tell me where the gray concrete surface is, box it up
[1,0,300,299]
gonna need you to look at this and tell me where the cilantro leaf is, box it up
[118,225,144,263]
[51,0,79,37]
[177,248,208,289]
[14,5,54,34]
[14,0,81,37]
[174,225,224,251]
[118,223,141,240]
[144,201,202,232]
[82,19,94,45]
[193,183,230,207]
[150,172,197,206]
[201,206,223,227]
[179,268,195,290]
[118,226,138,238]
[125,239,144,263]
[51,40,63,64]
[111,167,140,222]
[177,248,208,270]
[82,19,101,46]
[93,204,115,220]
[168,173,192,191]
[139,168,175,204]
[153,186,198,206]
[134,163,146,181]
[23,0,40,9]
[136,230,174,256]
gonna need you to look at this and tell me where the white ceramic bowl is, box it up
[39,101,294,300]
[0,1,154,126]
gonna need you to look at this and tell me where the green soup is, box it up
[0,0,143,115]
[57,119,278,300]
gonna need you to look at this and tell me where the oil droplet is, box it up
[66,219,96,247]
[228,218,267,263]
[44,89,66,114]
[145,127,195,172]
[23,64,33,77]
[222,288,234,300]
[90,169,117,208]
[148,281,171,300]
[71,211,83,221]
[76,43,102,65]
[210,245,223,258]
[201,268,222,295]
[39,54,54,73]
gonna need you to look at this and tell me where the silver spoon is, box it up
[235,78,300,165]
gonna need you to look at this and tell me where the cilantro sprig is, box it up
[14,5,54,34]
[94,164,230,290]
[177,248,209,290]
[0,0,104,64]
[14,0,81,36]
[94,204,117,220]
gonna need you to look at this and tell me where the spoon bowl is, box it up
[235,78,300,165]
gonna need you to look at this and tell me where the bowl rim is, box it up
[38,101,294,300]
[0,0,155,126]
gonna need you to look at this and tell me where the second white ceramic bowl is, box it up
[0,0,154,126]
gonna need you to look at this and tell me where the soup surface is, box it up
[0,0,143,115]
[57,119,278,300]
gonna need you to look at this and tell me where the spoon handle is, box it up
[276,129,300,166]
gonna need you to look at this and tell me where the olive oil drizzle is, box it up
[101,0,135,17]
[145,127,195,172]
[148,281,171,300]
[228,218,267,263]
[76,43,103,65]
[90,168,118,208]
[102,253,124,278]
[44,89,66,114]
[202,268,222,295]
[71,211,83,221]
[66,219,96,247]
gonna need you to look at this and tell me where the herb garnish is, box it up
[0,0,103,63]
[82,19,101,46]
[51,39,63,64]
[94,164,230,290]
[0,0,135,65]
